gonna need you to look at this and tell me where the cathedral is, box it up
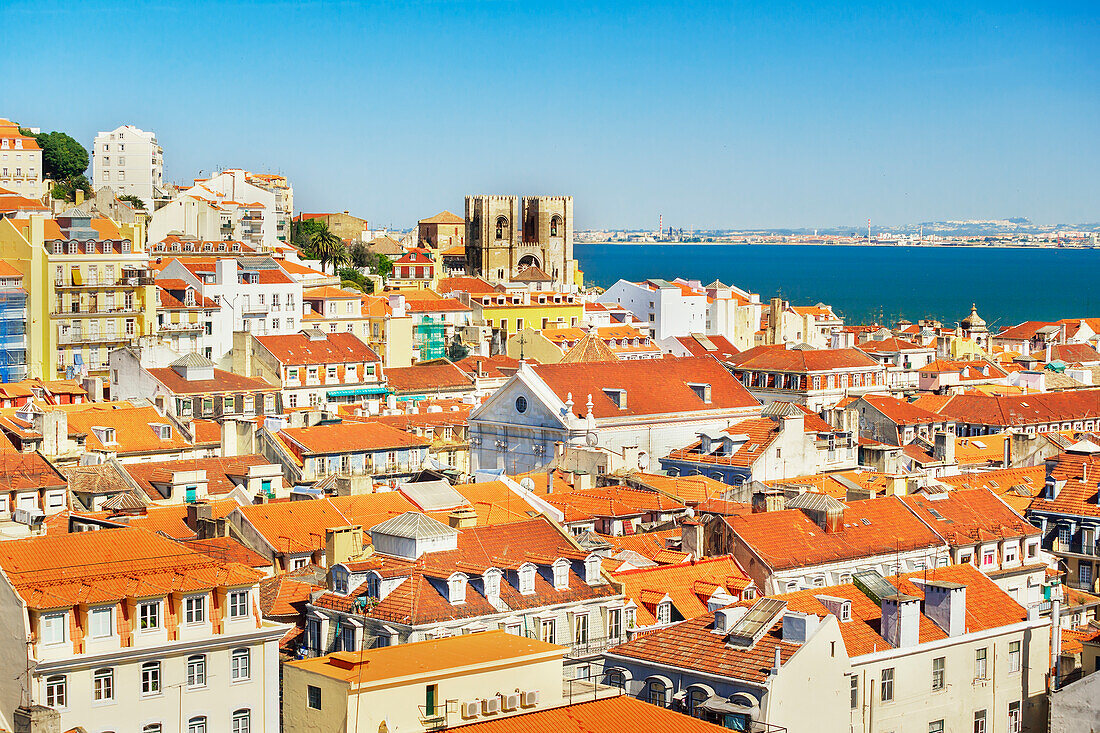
[464,195,580,291]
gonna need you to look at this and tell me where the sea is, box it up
[575,243,1100,328]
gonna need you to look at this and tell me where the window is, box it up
[232,709,250,733]
[327,366,338,380]
[607,669,625,689]
[975,647,988,680]
[573,613,589,645]
[1081,563,1093,586]
[656,601,672,625]
[89,606,113,637]
[143,725,162,733]
[608,608,622,639]
[1009,640,1021,673]
[229,589,249,618]
[982,548,996,566]
[646,679,666,706]
[187,717,206,733]
[232,648,251,681]
[40,612,66,645]
[1004,545,1018,564]
[341,624,356,652]
[185,595,205,624]
[93,668,114,702]
[1008,702,1021,733]
[850,675,858,709]
[45,675,66,707]
[929,721,944,733]
[186,654,206,687]
[974,710,987,733]
[307,684,322,710]
[932,656,945,691]
[880,668,894,701]
[540,618,556,644]
[141,662,161,694]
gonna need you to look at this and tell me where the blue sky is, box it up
[4,1,1097,229]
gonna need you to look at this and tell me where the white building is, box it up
[157,257,302,364]
[597,279,707,341]
[0,119,43,197]
[468,357,761,474]
[92,125,164,210]
[149,169,280,251]
[0,528,288,733]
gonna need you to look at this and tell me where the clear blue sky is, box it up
[4,1,1097,229]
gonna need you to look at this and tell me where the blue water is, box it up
[576,244,1100,328]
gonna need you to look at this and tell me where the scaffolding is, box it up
[0,289,28,382]
[417,316,446,361]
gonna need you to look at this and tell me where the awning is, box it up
[326,386,389,398]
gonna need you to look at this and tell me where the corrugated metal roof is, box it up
[786,492,845,513]
[370,511,458,540]
[401,480,469,511]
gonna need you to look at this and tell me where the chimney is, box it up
[824,505,844,533]
[448,507,477,529]
[881,594,921,648]
[933,432,955,464]
[14,705,60,733]
[75,188,84,205]
[575,471,594,491]
[781,610,821,643]
[325,525,364,567]
[753,490,786,513]
[186,501,213,528]
[681,518,704,560]
[921,581,967,637]
[770,645,782,675]
[1003,431,1012,467]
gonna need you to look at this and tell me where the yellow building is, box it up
[471,290,584,345]
[282,631,566,733]
[0,211,154,382]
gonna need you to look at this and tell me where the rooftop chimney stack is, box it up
[922,581,967,637]
[881,594,921,648]
[770,645,782,675]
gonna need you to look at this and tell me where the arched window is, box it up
[550,215,562,236]
[232,709,251,733]
[141,661,160,694]
[187,717,207,733]
[231,648,251,681]
[687,686,711,717]
[646,678,667,706]
[93,667,114,701]
[186,654,206,688]
[495,217,508,240]
[45,675,66,707]
[606,669,626,689]
[142,725,162,733]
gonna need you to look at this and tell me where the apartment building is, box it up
[246,173,294,242]
[157,257,302,363]
[0,528,288,733]
[0,212,154,381]
[304,514,627,678]
[661,401,858,485]
[0,261,28,382]
[605,564,1049,733]
[417,210,465,249]
[302,286,372,338]
[597,278,708,341]
[0,450,68,533]
[858,336,937,390]
[726,344,886,412]
[236,329,385,409]
[92,125,164,209]
[149,169,281,250]
[0,119,43,197]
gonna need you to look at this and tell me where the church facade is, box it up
[464,195,579,290]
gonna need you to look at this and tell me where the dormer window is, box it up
[584,555,601,585]
[688,383,712,404]
[552,559,570,590]
[518,563,536,595]
[603,388,627,410]
[367,573,381,599]
[448,572,467,605]
[151,424,172,440]
[483,568,502,601]
[656,600,672,625]
[839,600,851,622]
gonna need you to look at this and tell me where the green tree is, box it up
[447,337,470,362]
[369,252,394,278]
[309,222,345,274]
[117,194,146,210]
[291,218,325,252]
[36,131,89,182]
[349,240,370,268]
[50,175,93,202]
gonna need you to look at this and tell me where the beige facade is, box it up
[283,632,567,733]
[465,195,577,290]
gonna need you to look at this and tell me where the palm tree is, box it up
[308,223,343,274]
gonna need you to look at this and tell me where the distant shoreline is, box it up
[575,241,1098,250]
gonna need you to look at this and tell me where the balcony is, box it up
[158,321,204,333]
[51,307,142,318]
[58,332,134,345]
[564,635,622,658]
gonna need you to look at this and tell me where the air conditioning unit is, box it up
[461,701,480,719]
[520,689,539,708]
[481,697,500,715]
[501,693,519,712]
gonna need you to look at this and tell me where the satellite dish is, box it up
[585,431,599,447]
[520,477,536,492]
[637,451,650,470]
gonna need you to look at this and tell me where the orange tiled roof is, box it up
[255,331,380,365]
[418,210,465,225]
[65,405,193,455]
[0,451,66,491]
[454,355,522,379]
[146,366,276,395]
[728,345,880,372]
[921,389,1100,427]
[1027,451,1100,519]
[541,485,686,523]
[280,421,430,455]
[0,527,262,609]
[940,465,1046,515]
[122,455,273,501]
[856,394,947,426]
[71,498,242,539]
[900,487,1039,545]
[385,362,474,394]
[532,357,758,419]
[614,555,752,625]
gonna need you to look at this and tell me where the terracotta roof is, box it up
[183,536,274,569]
[255,331,380,365]
[599,529,687,565]
[191,419,221,445]
[259,573,318,616]
[512,265,553,282]
[66,405,193,455]
[385,362,474,394]
[404,297,470,313]
[418,210,465,225]
[541,485,687,523]
[456,693,737,733]
[71,498,242,539]
[146,366,277,395]
[763,469,894,499]
[303,286,362,299]
[939,465,1046,515]
[995,321,1059,340]
[614,556,752,625]
[1050,343,1100,364]
[1028,450,1100,519]
[437,276,501,295]
[616,472,731,505]
[667,410,839,469]
[454,355,522,379]
[728,345,880,372]
[288,630,561,683]
[560,332,619,363]
[280,421,430,456]
[0,451,67,492]
[0,527,262,610]
[857,337,929,353]
[674,334,740,360]
[725,496,944,571]
[856,394,947,426]
[900,488,1039,546]
[922,389,1100,427]
[531,357,759,419]
[122,455,272,500]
